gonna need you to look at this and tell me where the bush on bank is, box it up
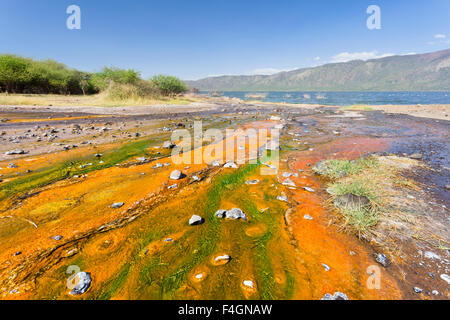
[0,54,187,98]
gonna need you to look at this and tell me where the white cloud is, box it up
[314,56,321,61]
[331,51,394,63]
[434,34,446,39]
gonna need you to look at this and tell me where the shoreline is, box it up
[1,98,449,121]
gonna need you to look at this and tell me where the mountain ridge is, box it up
[186,49,450,91]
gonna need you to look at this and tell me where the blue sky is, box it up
[0,0,449,80]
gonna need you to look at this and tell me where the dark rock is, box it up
[375,253,389,267]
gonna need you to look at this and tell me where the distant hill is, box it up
[187,49,450,91]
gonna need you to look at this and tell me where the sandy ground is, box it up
[0,102,218,116]
[246,101,450,121]
[1,97,449,120]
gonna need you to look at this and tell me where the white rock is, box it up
[243,280,254,288]
[69,272,92,295]
[282,178,296,187]
[424,251,441,260]
[440,274,450,285]
[189,215,204,226]
[224,162,238,169]
[170,170,183,180]
[215,255,231,263]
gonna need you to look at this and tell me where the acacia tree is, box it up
[0,55,32,93]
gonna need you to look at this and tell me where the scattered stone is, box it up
[163,141,176,149]
[215,208,247,221]
[243,280,254,288]
[277,195,288,202]
[189,215,204,226]
[164,238,173,242]
[432,290,439,296]
[215,209,227,218]
[413,287,423,294]
[375,253,389,267]
[14,251,22,256]
[111,202,125,209]
[246,179,259,185]
[440,274,450,285]
[303,187,315,192]
[282,172,298,178]
[226,208,247,221]
[409,153,422,160]
[322,263,331,271]
[214,255,231,264]
[5,149,27,155]
[445,185,450,190]
[211,161,221,167]
[8,163,18,168]
[224,162,238,169]
[169,170,183,180]
[282,178,296,187]
[69,272,92,295]
[321,292,349,300]
[303,214,314,220]
[261,162,277,170]
[349,251,356,256]
[424,251,441,260]
[195,273,204,280]
[137,157,147,162]
[168,184,178,190]
[51,235,63,241]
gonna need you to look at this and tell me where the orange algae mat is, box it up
[0,120,403,300]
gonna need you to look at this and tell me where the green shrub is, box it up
[0,54,33,93]
[90,67,141,91]
[0,54,98,95]
[150,74,187,96]
[104,80,158,101]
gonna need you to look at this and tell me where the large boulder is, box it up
[170,170,184,180]
[215,208,247,221]
[226,208,247,221]
[189,215,204,226]
[69,272,92,295]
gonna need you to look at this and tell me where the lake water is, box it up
[206,91,450,106]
